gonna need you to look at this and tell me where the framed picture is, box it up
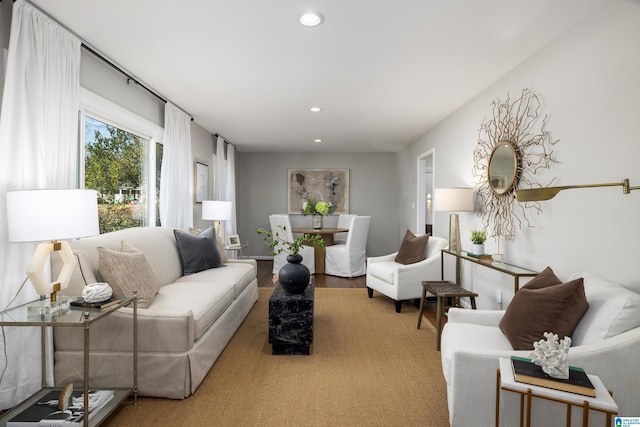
[226,234,241,249]
[195,161,208,203]
[288,168,349,214]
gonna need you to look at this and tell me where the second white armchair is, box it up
[366,234,448,312]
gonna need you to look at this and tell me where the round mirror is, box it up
[488,143,518,195]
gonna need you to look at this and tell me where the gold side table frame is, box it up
[496,358,617,427]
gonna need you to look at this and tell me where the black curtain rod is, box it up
[214,133,232,145]
[81,43,193,121]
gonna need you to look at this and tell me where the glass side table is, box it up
[225,241,250,258]
[0,293,138,427]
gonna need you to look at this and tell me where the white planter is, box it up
[472,243,485,255]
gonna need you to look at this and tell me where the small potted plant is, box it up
[470,229,487,255]
[256,225,325,294]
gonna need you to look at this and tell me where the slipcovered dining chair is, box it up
[325,216,371,278]
[334,213,357,244]
[366,233,448,312]
[269,214,315,275]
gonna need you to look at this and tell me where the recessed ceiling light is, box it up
[309,107,323,112]
[314,139,323,143]
[299,12,324,27]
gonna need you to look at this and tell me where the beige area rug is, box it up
[103,288,449,427]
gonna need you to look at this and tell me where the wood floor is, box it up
[256,260,440,327]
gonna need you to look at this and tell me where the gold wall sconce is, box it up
[515,179,640,202]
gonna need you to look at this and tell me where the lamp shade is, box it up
[202,200,232,221]
[434,188,474,212]
[6,189,99,242]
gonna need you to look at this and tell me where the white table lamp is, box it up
[434,188,474,253]
[6,189,99,302]
[202,200,232,240]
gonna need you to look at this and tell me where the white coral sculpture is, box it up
[529,332,571,379]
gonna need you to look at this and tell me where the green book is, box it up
[510,356,595,397]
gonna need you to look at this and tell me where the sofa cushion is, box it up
[570,272,640,345]
[367,261,398,283]
[499,277,588,350]
[394,230,429,265]
[174,261,256,299]
[149,281,235,340]
[97,241,160,309]
[174,226,224,275]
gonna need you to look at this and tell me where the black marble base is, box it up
[269,281,314,355]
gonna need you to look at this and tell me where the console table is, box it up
[441,249,539,294]
[268,281,315,355]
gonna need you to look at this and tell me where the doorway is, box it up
[416,150,434,235]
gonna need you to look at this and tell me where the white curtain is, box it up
[226,143,237,236]
[0,0,81,409]
[215,135,227,200]
[159,102,193,228]
[215,136,237,236]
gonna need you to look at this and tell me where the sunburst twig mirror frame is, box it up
[472,88,558,240]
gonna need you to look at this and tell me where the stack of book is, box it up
[70,297,121,311]
[510,356,596,397]
[466,252,493,262]
[6,389,115,426]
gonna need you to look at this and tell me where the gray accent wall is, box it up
[236,151,400,259]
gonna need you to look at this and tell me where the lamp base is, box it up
[449,213,461,253]
[27,295,71,319]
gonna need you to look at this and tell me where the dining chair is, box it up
[269,214,315,275]
[334,213,356,244]
[325,216,371,277]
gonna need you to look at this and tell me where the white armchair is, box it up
[366,235,448,312]
[441,272,640,426]
[269,214,315,275]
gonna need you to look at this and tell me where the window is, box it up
[80,90,164,233]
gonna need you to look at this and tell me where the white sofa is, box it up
[52,227,258,399]
[366,235,448,312]
[441,272,640,426]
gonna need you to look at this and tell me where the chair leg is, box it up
[367,287,373,298]
[395,300,402,313]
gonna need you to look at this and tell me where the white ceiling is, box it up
[31,0,604,152]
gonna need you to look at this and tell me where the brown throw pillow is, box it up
[97,241,160,309]
[521,266,562,290]
[394,230,430,265]
[499,277,589,350]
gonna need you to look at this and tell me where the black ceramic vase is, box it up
[278,254,310,295]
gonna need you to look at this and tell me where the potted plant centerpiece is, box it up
[256,225,325,294]
[302,198,334,229]
[470,229,487,255]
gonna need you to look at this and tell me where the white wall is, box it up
[399,0,640,307]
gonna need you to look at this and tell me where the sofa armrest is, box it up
[447,307,505,326]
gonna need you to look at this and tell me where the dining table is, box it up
[291,227,348,274]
